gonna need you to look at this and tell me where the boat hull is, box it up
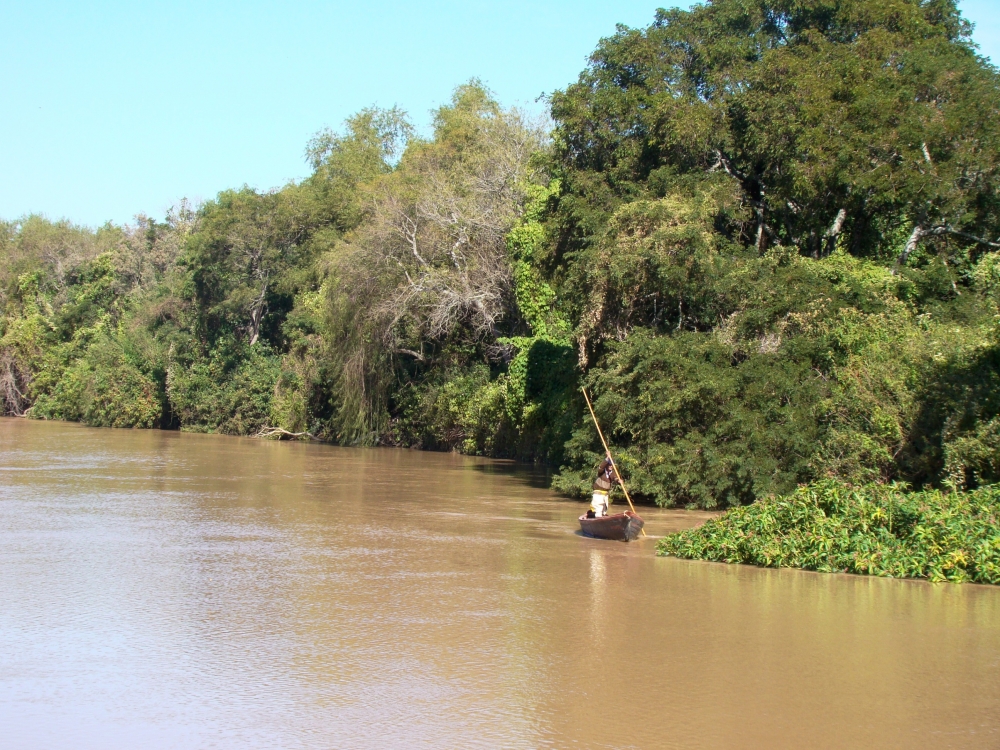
[579,511,645,542]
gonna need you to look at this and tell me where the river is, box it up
[1,418,999,749]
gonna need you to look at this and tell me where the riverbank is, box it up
[6,2,1000,514]
[657,480,1000,585]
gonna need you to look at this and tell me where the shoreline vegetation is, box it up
[3,0,1000,582]
[657,480,1000,584]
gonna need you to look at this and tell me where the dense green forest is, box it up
[4,0,1000,528]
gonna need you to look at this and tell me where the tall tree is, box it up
[550,0,1000,264]
[323,82,547,441]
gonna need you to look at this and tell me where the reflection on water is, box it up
[1,418,999,749]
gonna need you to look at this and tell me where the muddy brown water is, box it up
[1,419,999,749]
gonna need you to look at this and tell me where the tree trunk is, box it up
[893,225,924,274]
[822,208,847,257]
[247,280,268,346]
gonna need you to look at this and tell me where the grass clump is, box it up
[656,480,1000,584]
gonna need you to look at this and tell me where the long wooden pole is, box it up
[582,388,645,537]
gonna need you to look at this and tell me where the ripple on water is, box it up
[1,419,999,749]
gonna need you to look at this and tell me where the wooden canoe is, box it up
[579,511,645,542]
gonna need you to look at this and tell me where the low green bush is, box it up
[166,343,280,434]
[31,336,161,428]
[657,480,1000,584]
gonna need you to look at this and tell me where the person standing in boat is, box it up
[589,453,617,518]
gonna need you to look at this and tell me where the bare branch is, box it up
[396,348,427,362]
[935,227,1000,249]
[896,224,1000,272]
[255,427,320,441]
[711,149,749,183]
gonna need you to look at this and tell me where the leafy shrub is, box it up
[0,273,51,415]
[166,343,280,434]
[393,362,512,454]
[32,337,161,428]
[390,334,578,460]
[658,480,1000,584]
[554,329,825,508]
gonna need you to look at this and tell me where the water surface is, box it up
[1,419,998,749]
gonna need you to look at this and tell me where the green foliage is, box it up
[506,180,569,340]
[270,290,326,436]
[0,272,56,415]
[1,244,168,426]
[0,215,99,296]
[166,342,280,435]
[391,336,577,461]
[902,328,1000,489]
[550,0,1000,262]
[394,362,511,454]
[551,241,1000,507]
[178,186,317,348]
[658,480,1000,584]
[555,329,825,507]
[32,335,161,428]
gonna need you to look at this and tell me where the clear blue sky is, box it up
[1,0,997,228]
